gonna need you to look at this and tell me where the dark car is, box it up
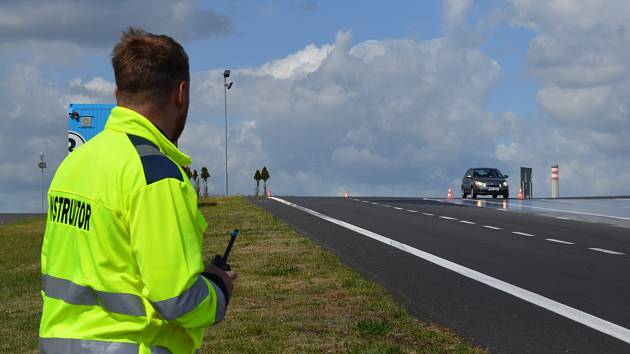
[461,168,509,199]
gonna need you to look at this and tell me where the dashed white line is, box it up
[393,207,403,210]
[556,216,572,220]
[269,196,630,345]
[439,216,457,220]
[588,248,625,255]
[371,202,379,205]
[459,220,476,225]
[407,210,418,213]
[512,231,535,237]
[546,238,575,245]
[422,212,434,216]
[383,205,392,208]
[483,225,502,230]
[361,200,369,203]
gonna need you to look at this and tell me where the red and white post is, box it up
[551,164,559,198]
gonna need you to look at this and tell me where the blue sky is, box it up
[2,0,630,211]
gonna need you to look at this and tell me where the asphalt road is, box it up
[249,196,630,353]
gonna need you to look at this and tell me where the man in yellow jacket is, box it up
[39,28,237,353]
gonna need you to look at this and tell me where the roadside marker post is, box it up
[447,187,453,200]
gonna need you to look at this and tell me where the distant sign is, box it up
[68,104,114,153]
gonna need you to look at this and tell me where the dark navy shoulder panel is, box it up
[127,134,184,185]
[128,134,157,149]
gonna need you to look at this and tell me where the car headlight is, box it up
[502,181,508,187]
[475,181,486,187]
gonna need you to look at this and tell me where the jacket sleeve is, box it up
[127,178,227,328]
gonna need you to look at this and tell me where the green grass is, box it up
[0,197,486,353]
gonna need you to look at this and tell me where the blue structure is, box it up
[68,104,115,153]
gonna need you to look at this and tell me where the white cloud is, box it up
[254,44,334,79]
[186,29,504,197]
[505,0,630,195]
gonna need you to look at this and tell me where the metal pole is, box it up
[224,76,228,197]
[41,167,44,213]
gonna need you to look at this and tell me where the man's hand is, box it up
[203,262,237,300]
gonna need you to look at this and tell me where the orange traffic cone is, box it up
[518,188,523,200]
[344,192,349,199]
[447,187,453,200]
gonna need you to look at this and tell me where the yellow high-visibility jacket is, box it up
[40,106,227,354]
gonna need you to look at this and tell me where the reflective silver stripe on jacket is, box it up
[42,274,146,317]
[151,275,209,320]
[40,337,138,354]
[135,144,162,157]
[210,281,227,323]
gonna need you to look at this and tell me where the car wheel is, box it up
[462,187,467,199]
[472,188,477,199]
[492,194,497,199]
[503,194,509,199]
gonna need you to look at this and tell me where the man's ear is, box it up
[114,86,119,99]
[175,81,188,107]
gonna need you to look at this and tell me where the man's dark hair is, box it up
[112,28,189,103]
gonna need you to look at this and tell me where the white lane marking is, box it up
[497,209,508,212]
[589,248,625,255]
[269,197,630,344]
[362,200,369,203]
[439,216,458,220]
[422,212,434,216]
[556,216,572,220]
[393,207,403,210]
[512,231,535,237]
[383,205,392,208]
[451,198,630,221]
[459,220,476,225]
[483,225,502,230]
[546,238,575,245]
[407,210,418,213]
[371,202,379,205]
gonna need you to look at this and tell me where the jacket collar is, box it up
[105,106,192,167]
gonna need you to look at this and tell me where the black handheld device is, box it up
[211,229,239,271]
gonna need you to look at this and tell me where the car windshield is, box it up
[473,169,503,178]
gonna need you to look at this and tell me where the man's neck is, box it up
[118,102,175,144]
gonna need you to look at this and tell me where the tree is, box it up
[200,167,210,198]
[254,169,261,196]
[261,166,270,196]
[192,169,200,198]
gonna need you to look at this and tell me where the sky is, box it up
[2,0,630,212]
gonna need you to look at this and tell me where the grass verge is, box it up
[0,197,485,353]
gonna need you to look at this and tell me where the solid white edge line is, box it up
[459,220,476,224]
[512,231,535,237]
[588,248,625,255]
[269,197,630,344]
[483,225,502,230]
[546,238,575,245]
